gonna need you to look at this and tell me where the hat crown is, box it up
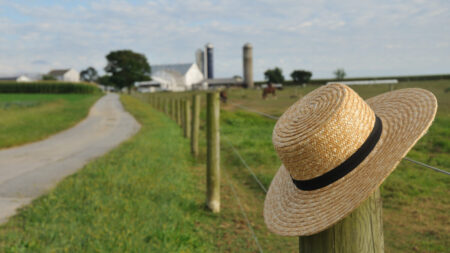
[273,84,376,180]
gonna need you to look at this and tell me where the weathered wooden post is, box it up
[184,99,191,138]
[164,97,168,115]
[191,94,200,157]
[299,188,384,253]
[177,98,182,126]
[174,98,178,123]
[171,98,176,120]
[206,91,220,213]
[181,98,186,130]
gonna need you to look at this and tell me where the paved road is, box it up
[0,93,140,223]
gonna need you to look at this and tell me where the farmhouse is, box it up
[47,68,80,82]
[147,63,204,92]
[0,75,32,82]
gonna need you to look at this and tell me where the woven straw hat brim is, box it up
[264,88,437,236]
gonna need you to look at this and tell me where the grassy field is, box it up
[0,81,447,252]
[0,96,294,252]
[0,94,102,149]
[218,80,449,252]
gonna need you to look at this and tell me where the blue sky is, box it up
[0,0,449,80]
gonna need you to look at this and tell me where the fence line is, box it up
[222,137,268,193]
[223,170,264,253]
[229,101,450,176]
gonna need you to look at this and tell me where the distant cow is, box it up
[220,90,228,103]
[262,83,276,99]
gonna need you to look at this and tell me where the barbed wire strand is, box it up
[222,137,268,193]
[223,171,264,253]
[227,101,449,175]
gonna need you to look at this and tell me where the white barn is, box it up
[48,68,80,82]
[149,63,204,92]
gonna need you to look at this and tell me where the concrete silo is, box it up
[243,43,253,88]
[195,49,204,75]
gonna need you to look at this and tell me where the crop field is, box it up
[0,94,102,149]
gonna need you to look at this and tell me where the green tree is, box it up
[334,68,346,80]
[80,67,98,82]
[42,74,56,81]
[264,67,284,83]
[290,70,312,84]
[104,50,151,92]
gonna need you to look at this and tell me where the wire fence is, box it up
[143,92,447,252]
[228,101,450,176]
[223,170,264,253]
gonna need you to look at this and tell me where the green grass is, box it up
[137,80,449,252]
[219,80,450,252]
[0,94,102,149]
[0,80,447,252]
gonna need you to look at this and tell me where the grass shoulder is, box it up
[0,93,102,149]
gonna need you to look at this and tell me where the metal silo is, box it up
[205,43,214,79]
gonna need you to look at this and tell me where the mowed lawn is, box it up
[0,94,102,149]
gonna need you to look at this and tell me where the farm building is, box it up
[148,63,204,92]
[47,68,80,82]
[0,75,32,82]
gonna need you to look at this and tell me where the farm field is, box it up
[0,80,447,252]
[0,94,102,149]
[218,80,449,252]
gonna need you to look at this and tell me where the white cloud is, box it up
[0,0,449,78]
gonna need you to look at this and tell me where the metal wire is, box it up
[403,157,450,175]
[223,171,264,253]
[229,102,280,120]
[227,102,449,176]
[223,137,268,193]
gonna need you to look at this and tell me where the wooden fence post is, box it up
[177,98,182,126]
[206,91,220,213]
[171,98,176,120]
[184,99,191,138]
[164,98,168,115]
[191,94,200,157]
[181,98,186,130]
[299,188,384,253]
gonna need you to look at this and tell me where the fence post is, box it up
[184,99,191,138]
[181,98,186,130]
[164,97,168,115]
[191,94,200,157]
[206,91,220,213]
[177,98,182,126]
[299,188,384,253]
[171,98,176,120]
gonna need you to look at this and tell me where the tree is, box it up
[104,50,151,92]
[80,67,98,82]
[42,74,56,81]
[264,67,284,83]
[334,68,346,80]
[290,70,312,84]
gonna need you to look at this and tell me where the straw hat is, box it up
[264,83,437,236]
